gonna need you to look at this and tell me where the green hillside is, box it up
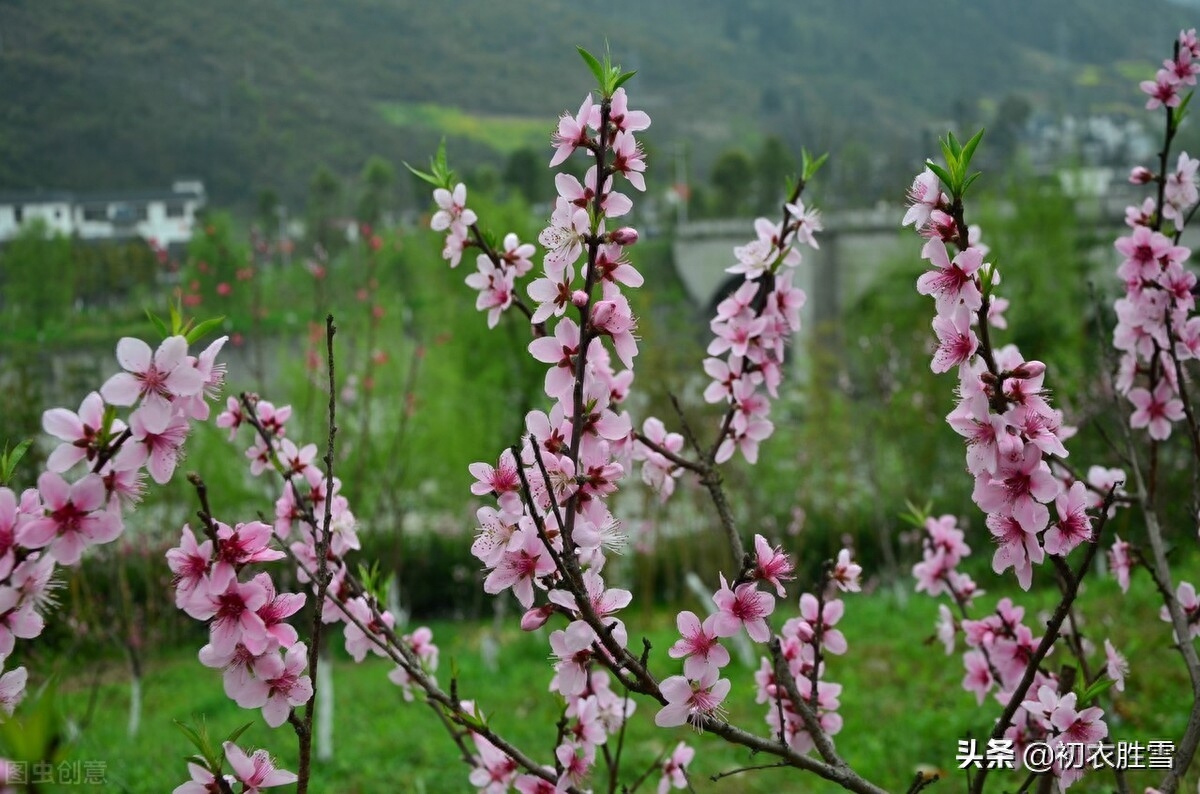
[0,0,1192,208]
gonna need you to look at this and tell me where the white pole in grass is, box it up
[126,643,142,738]
[127,675,141,738]
[316,648,334,763]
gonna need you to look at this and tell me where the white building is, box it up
[0,180,206,253]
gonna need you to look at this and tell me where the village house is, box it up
[0,180,206,256]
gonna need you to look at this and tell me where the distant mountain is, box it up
[0,0,1193,210]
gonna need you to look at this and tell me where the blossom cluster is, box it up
[167,393,438,790]
[925,566,1128,788]
[453,84,653,791]
[1017,686,1108,789]
[698,202,818,466]
[212,393,439,686]
[1112,171,1198,439]
[0,333,226,729]
[1114,33,1200,444]
[904,171,1098,590]
[168,517,312,729]
[175,742,297,794]
[1140,28,1200,111]
[753,586,852,754]
[438,66,878,788]
[901,130,1137,788]
[1112,28,1200,656]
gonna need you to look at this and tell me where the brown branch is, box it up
[468,223,541,330]
[968,487,1118,794]
[629,430,705,474]
[295,315,338,794]
[286,550,584,793]
[906,770,940,794]
[185,472,220,542]
[709,761,790,782]
[669,393,706,461]
[561,96,612,551]
[1127,443,1200,794]
[92,428,132,474]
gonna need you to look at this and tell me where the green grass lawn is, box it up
[376,101,548,155]
[41,571,1200,793]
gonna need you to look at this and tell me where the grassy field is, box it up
[377,101,548,155]
[38,568,1199,794]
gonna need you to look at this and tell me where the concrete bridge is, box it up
[670,192,1139,339]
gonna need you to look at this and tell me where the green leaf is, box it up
[168,301,182,336]
[979,262,996,300]
[962,171,983,195]
[1081,677,1116,702]
[803,151,830,181]
[946,131,963,159]
[173,719,214,766]
[611,70,637,92]
[433,139,449,177]
[101,404,119,437]
[1174,91,1194,126]
[186,316,227,344]
[939,142,956,173]
[454,698,488,731]
[926,162,955,192]
[403,162,441,188]
[960,128,985,169]
[406,140,455,191]
[577,47,606,88]
[145,308,169,339]
[900,499,933,528]
[0,439,32,486]
[226,721,254,746]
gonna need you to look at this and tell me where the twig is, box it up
[905,771,940,794]
[295,315,338,794]
[526,441,571,560]
[186,473,220,542]
[92,428,132,474]
[709,761,790,782]
[669,393,706,461]
[630,430,705,474]
[968,486,1118,794]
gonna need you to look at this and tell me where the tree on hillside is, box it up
[307,165,343,252]
[503,147,548,206]
[0,220,74,331]
[754,135,797,215]
[710,148,754,217]
[357,156,395,228]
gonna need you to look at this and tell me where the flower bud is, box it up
[1010,361,1046,380]
[1129,166,1155,185]
[591,300,615,329]
[610,227,639,246]
[571,290,589,307]
[520,605,554,631]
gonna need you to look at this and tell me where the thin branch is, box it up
[295,315,338,794]
[92,428,132,474]
[905,771,940,794]
[709,761,790,782]
[669,393,706,461]
[526,441,571,560]
[968,487,1118,794]
[630,430,705,474]
[1127,438,1200,794]
[186,472,220,542]
[623,747,668,794]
